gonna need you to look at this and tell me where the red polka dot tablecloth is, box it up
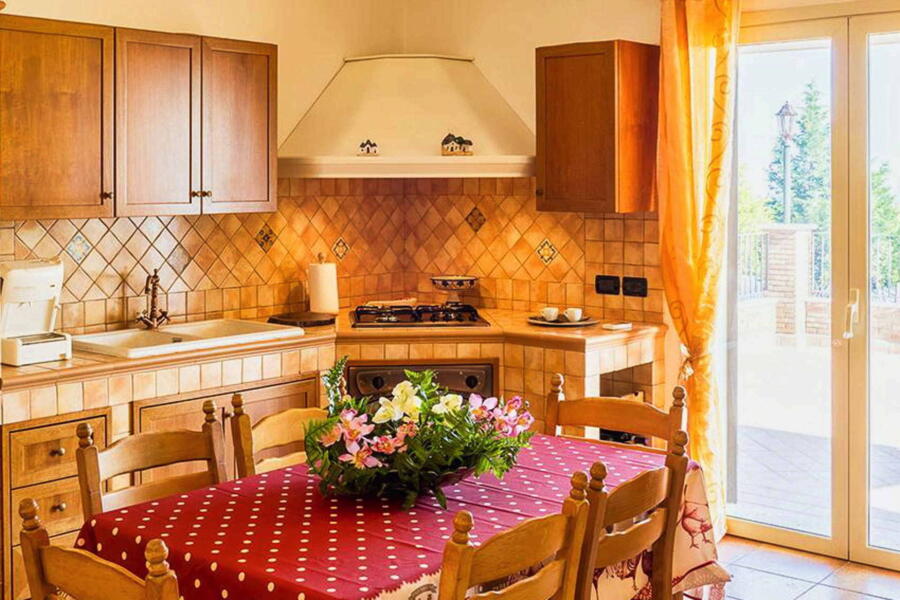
[76,434,729,600]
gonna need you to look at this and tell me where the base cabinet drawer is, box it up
[11,531,79,600]
[10,478,83,541]
[10,416,107,488]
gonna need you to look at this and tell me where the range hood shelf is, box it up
[278,54,536,179]
[278,155,535,178]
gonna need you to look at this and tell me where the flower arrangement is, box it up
[305,357,535,508]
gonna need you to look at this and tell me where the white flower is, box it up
[392,380,416,401]
[432,393,463,415]
[399,394,422,421]
[373,396,405,423]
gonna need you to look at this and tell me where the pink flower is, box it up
[319,423,343,447]
[469,394,498,421]
[509,410,535,436]
[396,421,419,441]
[371,435,405,455]
[505,396,524,413]
[339,410,375,443]
[339,441,382,469]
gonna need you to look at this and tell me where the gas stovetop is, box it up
[350,303,490,328]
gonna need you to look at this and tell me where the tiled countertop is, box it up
[1,310,664,391]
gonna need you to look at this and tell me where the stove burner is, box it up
[351,303,489,327]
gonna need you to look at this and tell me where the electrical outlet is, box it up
[594,275,620,295]
[622,276,648,298]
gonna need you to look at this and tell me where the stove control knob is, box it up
[372,376,386,390]
[465,375,479,389]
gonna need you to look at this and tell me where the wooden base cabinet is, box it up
[1,410,110,600]
[535,40,659,213]
[136,378,317,483]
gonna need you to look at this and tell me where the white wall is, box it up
[398,0,661,132]
[1,0,403,144]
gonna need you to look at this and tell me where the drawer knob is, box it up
[50,502,67,512]
[49,447,67,457]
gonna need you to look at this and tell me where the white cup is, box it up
[564,307,583,322]
[541,307,559,322]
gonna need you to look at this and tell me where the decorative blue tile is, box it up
[255,224,277,252]
[65,232,92,263]
[465,207,486,232]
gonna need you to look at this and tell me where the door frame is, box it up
[847,11,900,572]
[727,16,851,560]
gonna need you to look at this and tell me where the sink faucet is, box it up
[137,268,169,330]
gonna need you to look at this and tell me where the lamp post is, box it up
[776,101,797,223]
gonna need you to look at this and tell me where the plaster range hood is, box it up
[278,54,536,178]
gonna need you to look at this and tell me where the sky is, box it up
[737,35,900,203]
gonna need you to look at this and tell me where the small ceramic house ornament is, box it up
[358,139,378,156]
[441,132,473,156]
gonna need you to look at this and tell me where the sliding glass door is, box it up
[729,12,900,570]
[849,13,900,571]
[728,17,849,558]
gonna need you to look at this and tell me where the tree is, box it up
[766,81,831,230]
[870,161,900,297]
[737,164,774,230]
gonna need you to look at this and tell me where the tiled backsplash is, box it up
[0,177,662,333]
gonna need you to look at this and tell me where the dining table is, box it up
[76,433,730,600]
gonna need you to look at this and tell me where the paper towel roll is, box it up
[309,261,339,314]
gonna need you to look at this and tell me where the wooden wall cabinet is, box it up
[115,29,201,216]
[535,40,659,213]
[201,38,278,214]
[0,15,114,220]
[0,15,277,220]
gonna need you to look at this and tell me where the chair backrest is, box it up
[575,430,689,600]
[76,400,227,520]
[19,498,179,600]
[440,471,590,600]
[544,373,686,449]
[230,393,327,478]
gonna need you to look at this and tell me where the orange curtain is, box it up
[658,0,739,538]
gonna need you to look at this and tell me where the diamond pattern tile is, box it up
[5,178,661,331]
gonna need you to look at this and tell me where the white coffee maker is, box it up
[0,258,72,366]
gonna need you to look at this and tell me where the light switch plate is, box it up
[622,276,648,298]
[595,275,620,295]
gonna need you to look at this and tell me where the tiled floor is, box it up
[720,535,900,600]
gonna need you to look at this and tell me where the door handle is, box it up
[842,288,860,339]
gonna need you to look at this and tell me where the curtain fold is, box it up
[657,0,739,538]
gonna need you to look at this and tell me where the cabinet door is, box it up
[0,15,113,219]
[201,37,277,214]
[536,41,616,213]
[138,379,315,481]
[115,29,201,216]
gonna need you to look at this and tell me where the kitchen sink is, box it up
[73,319,305,359]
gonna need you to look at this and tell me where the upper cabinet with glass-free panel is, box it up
[201,37,278,215]
[535,40,659,213]
[0,15,277,219]
[0,15,114,220]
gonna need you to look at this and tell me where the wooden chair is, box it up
[576,431,690,600]
[440,470,590,600]
[76,400,227,520]
[19,498,179,600]
[544,373,686,450]
[230,393,327,477]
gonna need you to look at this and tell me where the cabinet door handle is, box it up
[50,502,67,512]
[201,190,213,198]
[100,191,114,200]
[191,191,202,198]
[535,188,544,197]
[49,447,66,457]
